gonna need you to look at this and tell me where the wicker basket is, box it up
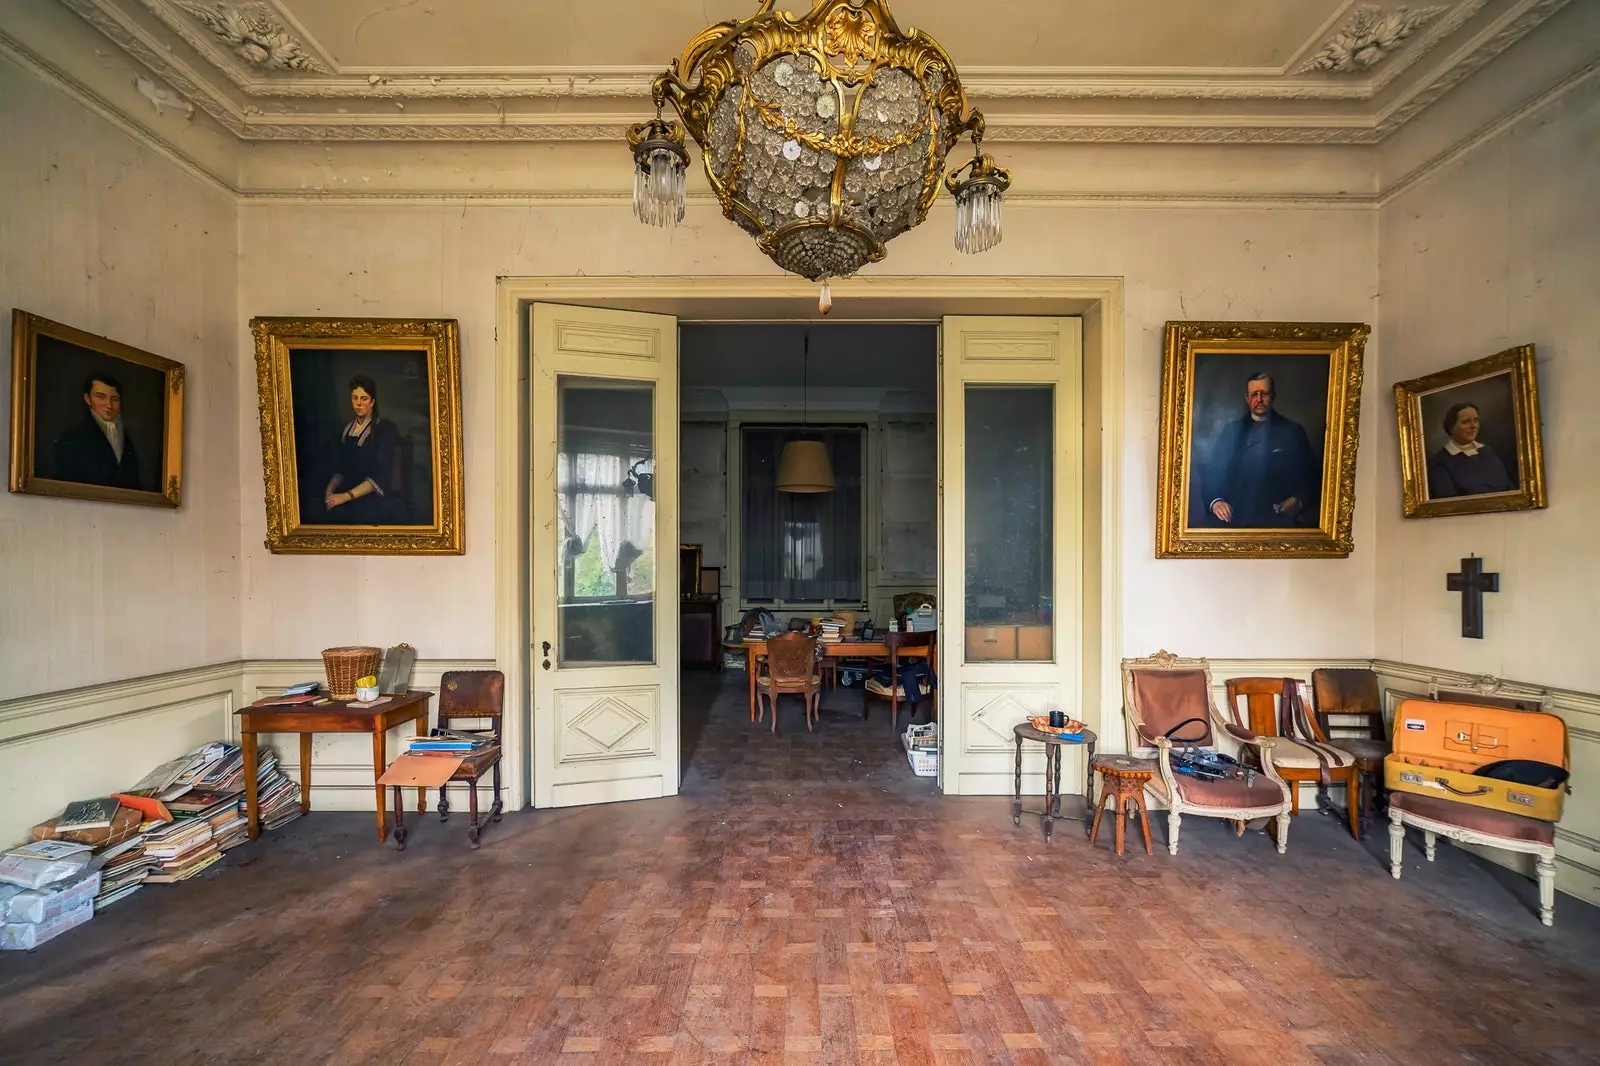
[322,646,381,700]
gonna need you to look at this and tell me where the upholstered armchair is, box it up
[1121,651,1292,855]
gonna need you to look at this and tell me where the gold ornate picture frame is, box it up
[1157,321,1368,559]
[252,317,464,554]
[8,309,185,508]
[1394,344,1545,520]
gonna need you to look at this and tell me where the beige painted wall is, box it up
[0,55,240,700]
[237,199,1379,661]
[1374,77,1600,692]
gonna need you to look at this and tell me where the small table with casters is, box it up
[236,690,433,843]
[1012,722,1098,842]
[1089,754,1157,856]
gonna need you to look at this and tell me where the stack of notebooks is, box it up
[404,729,492,755]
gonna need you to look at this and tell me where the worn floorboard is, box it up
[2,672,1596,1065]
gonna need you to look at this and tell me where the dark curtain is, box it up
[741,426,863,603]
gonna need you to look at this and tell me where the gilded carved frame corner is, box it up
[1156,320,1369,559]
[251,317,464,555]
[1393,343,1545,520]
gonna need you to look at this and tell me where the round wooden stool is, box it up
[1090,754,1156,856]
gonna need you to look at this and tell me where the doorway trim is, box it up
[495,274,1125,809]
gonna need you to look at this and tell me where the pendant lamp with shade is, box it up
[777,331,835,493]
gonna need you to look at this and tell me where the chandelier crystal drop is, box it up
[629,0,1012,301]
[629,117,689,227]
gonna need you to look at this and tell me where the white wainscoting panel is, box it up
[0,664,242,847]
[1375,660,1599,909]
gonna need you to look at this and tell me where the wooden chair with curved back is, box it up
[757,632,822,733]
[1121,651,1292,855]
[1225,676,1361,839]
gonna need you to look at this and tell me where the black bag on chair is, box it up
[1163,717,1253,783]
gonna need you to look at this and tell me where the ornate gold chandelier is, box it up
[628,0,1010,311]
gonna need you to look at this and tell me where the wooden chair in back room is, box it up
[434,669,505,848]
[757,632,822,733]
[863,630,937,731]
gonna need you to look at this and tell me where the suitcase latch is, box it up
[1399,771,1423,785]
[1507,791,1535,807]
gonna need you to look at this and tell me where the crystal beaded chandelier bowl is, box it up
[628,0,1010,310]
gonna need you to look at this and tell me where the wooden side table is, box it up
[236,690,432,843]
[1011,723,1098,843]
[1090,754,1156,856]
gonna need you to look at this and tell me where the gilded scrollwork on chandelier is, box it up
[628,0,1009,306]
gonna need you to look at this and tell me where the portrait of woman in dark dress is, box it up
[321,375,406,523]
[1427,402,1514,499]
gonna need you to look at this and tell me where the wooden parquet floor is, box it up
[2,672,1597,1065]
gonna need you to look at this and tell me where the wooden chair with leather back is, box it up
[863,630,937,731]
[1225,676,1361,839]
[1311,667,1389,831]
[435,669,505,848]
[757,632,821,733]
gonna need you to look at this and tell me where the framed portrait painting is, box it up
[1393,344,1545,519]
[1157,321,1369,558]
[251,317,464,554]
[8,310,185,507]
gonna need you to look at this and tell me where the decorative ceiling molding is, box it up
[1373,0,1573,133]
[57,0,250,135]
[1294,4,1449,74]
[165,1,327,72]
[22,0,1577,165]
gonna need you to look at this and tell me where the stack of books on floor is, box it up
[94,835,159,910]
[256,749,302,831]
[141,818,220,883]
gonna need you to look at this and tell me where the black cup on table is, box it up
[1048,710,1065,729]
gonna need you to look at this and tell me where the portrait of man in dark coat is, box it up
[1201,372,1320,528]
[52,372,142,489]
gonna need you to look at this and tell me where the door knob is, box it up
[541,641,552,655]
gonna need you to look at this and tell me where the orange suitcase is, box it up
[1384,698,1568,821]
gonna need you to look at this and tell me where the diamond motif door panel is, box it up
[532,303,680,808]
[939,317,1082,795]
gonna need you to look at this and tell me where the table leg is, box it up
[1012,737,1023,826]
[372,728,389,843]
[416,712,427,814]
[1085,738,1097,836]
[1043,746,1056,843]
[298,733,313,814]
[1052,744,1063,816]
[1089,787,1110,846]
[1114,793,1126,856]
[1135,793,1153,855]
[746,647,757,722]
[242,730,261,840]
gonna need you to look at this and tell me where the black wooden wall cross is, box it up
[1447,555,1499,639]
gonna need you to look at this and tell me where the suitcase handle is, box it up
[1437,777,1491,798]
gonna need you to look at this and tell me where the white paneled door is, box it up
[531,303,680,807]
[938,316,1083,795]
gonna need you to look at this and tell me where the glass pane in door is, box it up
[556,378,655,665]
[964,386,1053,662]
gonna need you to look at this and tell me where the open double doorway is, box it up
[506,276,1121,812]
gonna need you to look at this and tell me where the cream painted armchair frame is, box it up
[1121,651,1293,856]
